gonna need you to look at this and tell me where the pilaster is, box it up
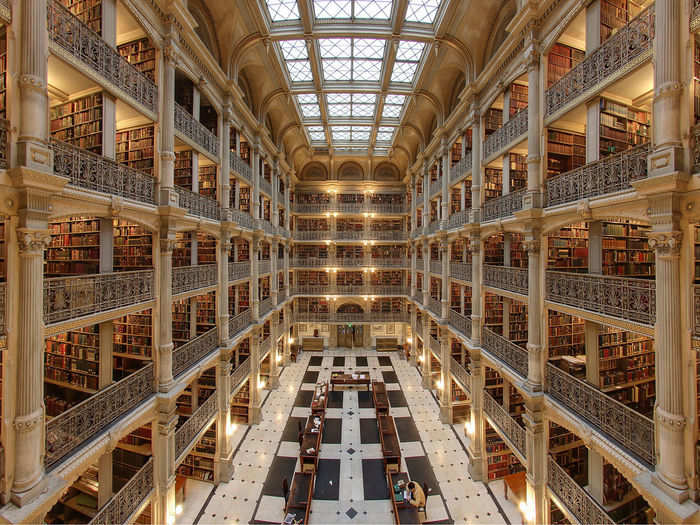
[469,234,482,345]
[249,327,262,424]
[523,233,544,392]
[214,356,234,483]
[523,40,542,210]
[268,313,280,389]
[159,43,178,206]
[218,238,231,343]
[439,329,452,424]
[421,316,431,389]
[153,401,177,525]
[467,348,485,481]
[523,396,547,525]
[158,233,176,392]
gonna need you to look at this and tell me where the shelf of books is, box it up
[602,461,653,523]
[548,422,586,484]
[175,150,193,190]
[547,223,588,272]
[600,220,654,277]
[114,220,153,270]
[600,0,645,44]
[550,500,572,525]
[451,378,470,423]
[231,379,250,423]
[370,297,404,313]
[60,0,102,33]
[173,232,192,267]
[484,168,503,201]
[117,37,156,81]
[45,326,100,396]
[239,185,251,214]
[118,424,152,456]
[548,311,585,359]
[508,233,526,268]
[196,292,217,336]
[484,293,503,336]
[510,83,528,117]
[173,299,192,348]
[46,216,100,277]
[113,308,153,362]
[599,98,650,158]
[0,29,6,120]
[508,153,527,192]
[507,300,528,348]
[484,108,503,137]
[547,43,584,88]
[116,125,155,176]
[50,93,103,154]
[177,423,216,482]
[546,129,585,179]
[486,422,524,481]
[197,232,217,265]
[44,464,99,523]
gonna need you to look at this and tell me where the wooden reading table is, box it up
[300,414,324,473]
[378,414,401,472]
[284,471,314,524]
[372,381,390,414]
[311,382,328,415]
[330,371,371,391]
[388,471,420,525]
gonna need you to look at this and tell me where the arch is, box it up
[400,122,425,150]
[277,122,300,151]
[447,71,466,116]
[187,0,222,63]
[336,302,365,314]
[438,36,476,83]
[259,88,288,122]
[483,0,516,65]
[300,161,328,181]
[337,161,364,181]
[237,71,254,113]
[228,32,264,80]
[415,90,445,127]
[374,162,401,181]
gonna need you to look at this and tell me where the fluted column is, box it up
[159,45,177,204]
[439,330,451,423]
[268,313,280,389]
[221,102,232,213]
[214,355,234,482]
[410,175,417,232]
[422,240,430,307]
[252,143,261,220]
[271,240,279,306]
[218,238,231,343]
[410,243,417,297]
[440,238,449,319]
[470,108,482,223]
[524,42,542,209]
[421,316,431,389]
[158,235,176,391]
[524,398,547,525]
[524,232,543,391]
[283,243,290,299]
[422,163,430,225]
[249,328,262,424]
[469,234,482,345]
[272,160,279,227]
[467,348,485,481]
[409,308,418,366]
[440,146,449,227]
[153,403,177,525]
[251,235,261,321]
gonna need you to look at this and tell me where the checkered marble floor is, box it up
[194,350,513,525]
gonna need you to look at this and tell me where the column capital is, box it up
[160,237,177,255]
[521,238,540,254]
[648,231,682,258]
[16,228,51,255]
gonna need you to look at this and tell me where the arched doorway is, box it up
[336,303,364,348]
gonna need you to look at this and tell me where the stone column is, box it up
[421,316,431,389]
[271,240,279,306]
[251,236,261,321]
[218,238,231,343]
[214,354,234,482]
[252,144,261,221]
[470,234,482,345]
[159,45,177,205]
[153,406,177,525]
[423,163,430,225]
[272,160,280,227]
[440,238,449,319]
[410,243,417,298]
[467,348,485,481]
[158,234,176,391]
[221,102,232,213]
[523,233,543,391]
[470,107,482,223]
[268,314,280,389]
[422,240,430,307]
[441,146,449,227]
[524,43,542,209]
[283,243,290,298]
[249,328,262,424]
[410,175,417,232]
[439,329,452,423]
[524,396,547,525]
[410,308,418,366]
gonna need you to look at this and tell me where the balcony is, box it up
[364,230,408,241]
[430,336,440,356]
[292,312,408,323]
[175,186,221,221]
[412,291,423,303]
[293,202,332,214]
[45,363,155,469]
[365,202,409,214]
[172,264,217,295]
[51,139,156,206]
[175,390,217,460]
[260,335,273,360]
[483,108,528,162]
[256,219,275,236]
[548,457,614,525]
[292,202,408,214]
[545,4,654,120]
[450,262,472,282]
[546,363,655,466]
[291,257,329,268]
[258,259,271,274]
[229,208,255,230]
[449,309,471,340]
[428,296,442,318]
[291,285,409,296]
[260,178,272,197]
[173,327,219,378]
[174,102,219,159]
[430,260,442,275]
[483,390,525,457]
[546,271,655,326]
[294,230,331,241]
[231,357,251,394]
[335,230,365,241]
[450,153,472,183]
[47,0,157,116]
[483,265,528,295]
[426,221,440,235]
[336,257,367,268]
[429,178,442,197]
[546,143,649,207]
[229,309,251,338]
[371,258,405,268]
[230,152,252,184]
[695,286,700,338]
[450,357,471,395]
[482,328,528,379]
[91,458,153,525]
[447,209,470,230]
[259,296,273,317]
[44,270,154,325]
[229,261,251,282]
[482,189,525,222]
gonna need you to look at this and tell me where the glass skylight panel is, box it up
[319,38,385,82]
[265,0,300,21]
[319,38,352,58]
[391,61,419,83]
[355,0,392,19]
[323,59,353,81]
[326,93,377,119]
[307,126,326,141]
[296,95,321,118]
[327,93,352,104]
[354,60,382,81]
[280,40,313,82]
[395,41,425,61]
[352,103,375,117]
[331,126,352,141]
[313,0,352,18]
[391,41,425,83]
[375,126,395,142]
[312,0,392,20]
[328,103,351,117]
[297,94,319,104]
[354,39,385,59]
[382,94,406,119]
[404,0,441,24]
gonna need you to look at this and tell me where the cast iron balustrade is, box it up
[450,154,471,183]
[426,221,440,235]
[547,457,614,525]
[693,0,700,30]
[450,357,471,394]
[0,0,9,23]
[412,291,423,303]
[372,258,405,268]
[483,390,525,457]
[695,286,700,338]
[449,309,472,340]
[482,189,525,222]
[365,203,409,214]
[483,107,528,161]
[430,260,442,275]
[450,262,472,282]
[0,119,8,169]
[231,357,251,394]
[294,230,331,240]
[414,322,423,337]
[230,153,252,183]
[229,261,251,282]
[257,219,276,236]
[259,296,273,316]
[44,270,154,325]
[448,209,470,230]
[260,178,272,197]
[365,230,408,241]
[483,265,528,295]
[482,328,529,379]
[336,257,366,267]
[172,327,219,377]
[0,282,5,335]
[291,285,329,295]
[175,186,221,221]
[546,143,649,207]
[291,285,408,296]
[229,208,254,229]
[545,4,654,119]
[546,363,655,465]
[175,391,217,460]
[430,178,442,197]
[546,271,655,325]
[430,336,440,356]
[229,309,251,338]
[45,363,155,469]
[90,458,153,525]
[293,203,332,214]
[172,264,217,295]
[335,230,365,241]
[291,257,329,267]
[47,0,157,115]
[428,297,442,317]
[174,102,219,158]
[258,259,271,274]
[261,335,272,360]
[293,312,408,323]
[694,125,700,174]
[51,139,156,205]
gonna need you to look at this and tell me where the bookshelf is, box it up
[118,424,152,456]
[484,108,503,137]
[600,0,644,44]
[549,422,586,483]
[44,465,99,523]
[197,232,217,265]
[507,301,528,348]
[547,43,584,88]
[603,461,652,523]
[547,223,588,271]
[45,326,99,395]
[231,379,250,423]
[510,83,528,116]
[239,186,251,213]
[484,168,503,201]
[486,422,523,481]
[548,311,585,358]
[599,98,650,157]
[370,218,403,231]
[484,293,503,335]
[116,125,155,177]
[196,293,216,335]
[60,0,102,33]
[173,232,192,268]
[369,297,404,313]
[114,220,153,270]
[371,270,404,287]
[177,424,216,482]
[50,93,103,155]
[601,221,653,277]
[484,234,504,265]
[508,153,527,192]
[117,38,156,82]
[113,310,153,361]
[547,129,585,179]
[237,283,250,312]
[0,29,6,120]
[175,150,194,190]
[46,216,100,277]
[173,299,191,347]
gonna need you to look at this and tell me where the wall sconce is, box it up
[276,354,282,363]
[288,337,294,344]
[407,337,413,344]
[175,505,183,517]
[436,379,444,390]
[258,380,266,389]
[418,355,424,363]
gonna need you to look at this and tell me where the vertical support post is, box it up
[214,353,234,483]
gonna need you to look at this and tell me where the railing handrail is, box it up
[483,264,528,295]
[231,357,251,394]
[482,388,526,457]
[174,101,219,158]
[482,327,529,379]
[89,458,154,525]
[482,188,526,222]
[174,185,221,221]
[175,390,218,460]
[172,264,218,295]
[173,327,219,377]
[229,309,251,338]
[450,356,471,394]
[483,106,528,160]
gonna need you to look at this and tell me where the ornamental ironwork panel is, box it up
[426,221,440,235]
[257,219,276,236]
[258,260,271,275]
[172,264,217,295]
[372,258,405,268]
[44,270,154,325]
[291,257,329,268]
[428,297,442,317]
[482,328,528,379]
[545,5,654,118]
[449,309,472,340]
[430,260,442,275]
[547,457,614,525]
[230,208,254,229]
[0,282,5,335]
[482,189,525,222]
[0,119,8,169]
[483,390,525,456]
[448,209,470,230]
[365,231,408,241]
[430,336,440,356]
[293,203,332,214]
[337,257,367,267]
[259,296,273,316]
[294,231,330,240]
[175,186,221,221]
[483,108,528,160]
[175,391,217,460]
[291,285,329,295]
[430,178,442,197]
[229,261,251,282]
[545,270,655,325]
[484,265,528,295]
[51,139,156,205]
[46,364,155,469]
[172,327,219,377]
[260,178,272,197]
[229,309,251,337]
[47,0,158,114]
[695,286,700,338]
[546,143,649,207]
[450,262,472,282]
[231,357,251,394]
[230,153,252,183]
[174,102,219,158]
[450,356,471,395]
[90,459,153,525]
[693,0,700,30]
[546,363,655,465]
[365,203,409,214]
[450,154,471,183]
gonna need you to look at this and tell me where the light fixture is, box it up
[288,336,294,344]
[175,505,183,517]
[464,418,474,436]
[407,337,413,344]
[418,355,424,362]
[436,379,444,390]
[276,354,282,363]
[519,501,535,523]
[258,380,267,389]
[167,514,176,525]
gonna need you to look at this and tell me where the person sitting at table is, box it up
[406,481,426,524]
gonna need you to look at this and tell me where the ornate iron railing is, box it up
[545,4,654,118]
[260,178,272,197]
[258,259,271,274]
[428,297,442,318]
[229,208,255,229]
[172,264,217,295]
[230,153,252,183]
[546,363,655,465]
[0,119,8,169]
[693,0,700,31]
[90,458,153,525]
[229,309,251,338]
[482,328,528,379]
[430,337,441,357]
[292,203,332,214]
[546,143,649,207]
[175,186,221,221]
[231,357,251,394]
[365,203,409,214]
[449,309,472,340]
[426,221,440,235]
[175,391,217,460]
[371,258,405,268]
[294,230,332,240]
[447,209,470,230]
[292,312,409,323]
[229,261,251,282]
[450,357,471,394]
[47,0,157,114]
[364,230,408,241]
[173,327,219,377]
[695,286,700,338]
[450,154,471,183]
[51,139,156,205]
[257,219,276,236]
[46,364,155,469]
[259,296,273,317]
[483,390,525,457]
[0,282,5,335]
[482,189,525,222]
[483,265,528,295]
[291,285,409,296]
[430,260,442,275]
[547,457,614,525]
[546,271,655,325]
[336,257,367,267]
[174,102,219,158]
[44,270,154,325]
[430,178,442,197]
[291,257,329,267]
[450,262,472,282]
[483,108,528,160]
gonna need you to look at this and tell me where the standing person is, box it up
[282,477,289,507]
[406,481,426,524]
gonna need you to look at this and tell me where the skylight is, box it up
[391,41,425,83]
[404,0,442,24]
[319,38,385,82]
[331,125,372,142]
[375,126,396,143]
[312,0,393,20]
[296,94,322,119]
[326,93,377,119]
[381,94,407,119]
[265,0,301,22]
[280,40,313,82]
[306,125,327,142]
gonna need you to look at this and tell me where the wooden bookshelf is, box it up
[114,220,153,270]
[60,0,102,33]
[601,221,653,277]
[508,153,527,192]
[196,293,216,335]
[484,108,503,137]
[44,465,99,523]
[484,234,504,265]
[486,423,523,480]
[50,93,103,154]
[547,43,584,88]
[549,422,586,483]
[197,232,217,265]
[508,301,528,348]
[600,0,644,44]
[199,164,217,200]
[547,223,588,272]
[484,168,503,201]
[547,129,585,179]
[117,38,156,81]
[231,378,250,423]
[116,125,155,176]
[175,150,193,190]
[45,326,99,395]
[510,83,528,116]
[0,29,6,120]
[603,461,653,523]
[118,424,152,456]
[46,216,100,277]
[548,311,585,358]
[599,98,650,158]
[173,232,192,268]
[484,293,503,335]
[237,283,250,312]
[173,299,191,348]
[177,424,216,482]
